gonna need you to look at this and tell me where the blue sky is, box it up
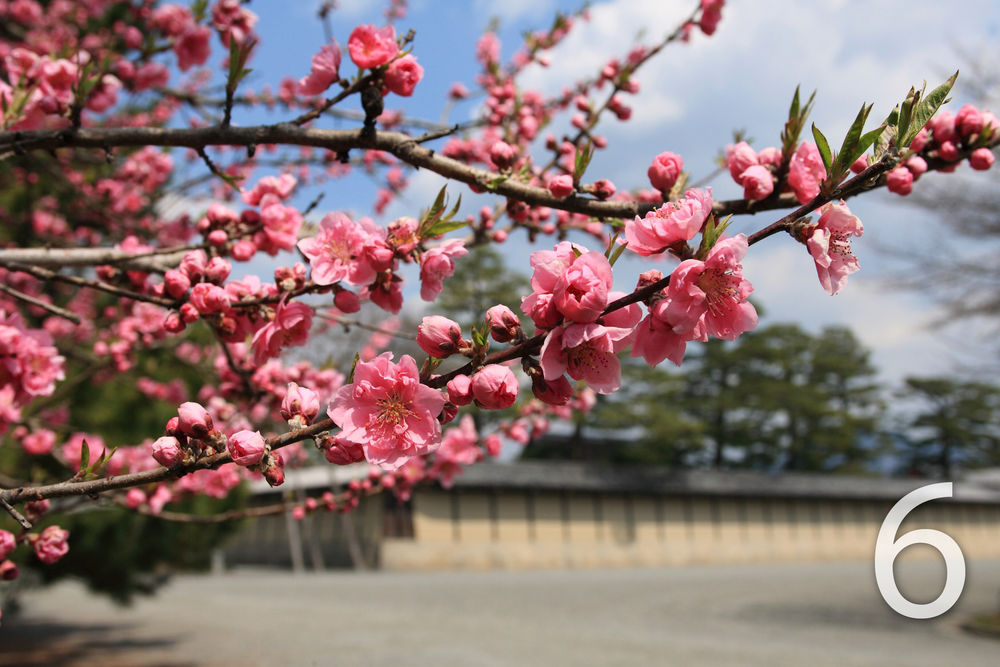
[189,0,1000,385]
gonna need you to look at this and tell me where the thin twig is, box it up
[0,261,176,307]
[1,496,33,530]
[0,283,81,324]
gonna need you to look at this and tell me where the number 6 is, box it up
[874,482,966,619]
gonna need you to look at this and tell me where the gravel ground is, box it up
[2,559,999,666]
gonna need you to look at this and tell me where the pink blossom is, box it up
[299,42,342,96]
[446,375,473,406]
[886,166,913,196]
[664,235,758,341]
[125,488,147,509]
[151,436,185,466]
[471,364,519,409]
[21,429,55,456]
[417,316,465,358]
[298,212,382,287]
[647,151,683,192]
[348,25,398,69]
[489,141,517,170]
[540,323,632,394]
[625,188,713,256]
[955,104,983,138]
[178,401,213,438]
[726,142,758,184]
[631,305,706,367]
[175,25,211,72]
[133,62,169,91]
[385,55,423,97]
[281,382,320,425]
[33,525,69,564]
[485,305,522,342]
[787,142,827,204]
[970,148,995,171]
[430,415,479,488]
[805,201,863,296]
[334,289,362,313]
[420,239,467,301]
[228,430,266,467]
[0,530,15,560]
[328,353,444,471]
[905,156,928,179]
[188,282,230,314]
[740,165,774,201]
[547,174,574,198]
[251,300,313,365]
[531,373,574,405]
[324,436,365,465]
[550,251,613,323]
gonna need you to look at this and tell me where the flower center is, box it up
[373,393,414,427]
[830,233,852,257]
[698,267,741,317]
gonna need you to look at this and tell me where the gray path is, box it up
[2,559,999,666]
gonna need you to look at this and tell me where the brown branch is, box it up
[0,261,176,307]
[0,418,336,506]
[0,496,32,530]
[0,282,81,324]
[0,246,189,272]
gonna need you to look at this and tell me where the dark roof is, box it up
[447,461,1000,504]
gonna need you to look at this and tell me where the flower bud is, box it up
[125,488,147,509]
[151,436,184,466]
[281,382,320,426]
[739,165,774,201]
[205,256,232,284]
[648,151,684,192]
[324,437,365,465]
[446,374,474,406]
[231,239,257,261]
[471,364,519,410]
[484,434,502,457]
[438,401,458,425]
[189,283,230,315]
[207,229,229,247]
[592,179,616,200]
[179,302,200,323]
[0,560,19,581]
[333,288,361,314]
[886,166,913,196]
[0,530,15,560]
[32,525,70,564]
[416,316,465,358]
[547,174,574,198]
[485,305,521,343]
[177,402,213,439]
[25,499,50,521]
[164,269,191,299]
[955,104,983,138]
[531,373,574,406]
[263,454,285,487]
[163,312,185,333]
[228,430,267,467]
[489,141,517,170]
[969,147,995,171]
[905,156,928,179]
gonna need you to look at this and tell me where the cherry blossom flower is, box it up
[299,42,342,96]
[298,212,382,287]
[419,239,467,301]
[787,142,827,204]
[348,25,398,69]
[228,430,266,467]
[328,353,445,471]
[251,300,313,365]
[648,151,683,192]
[540,323,633,394]
[430,415,480,488]
[32,525,69,564]
[664,234,758,341]
[470,364,519,409]
[804,201,864,296]
[384,55,423,97]
[625,188,713,256]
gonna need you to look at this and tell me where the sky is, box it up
[210,0,1000,387]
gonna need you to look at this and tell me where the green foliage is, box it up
[897,377,1000,478]
[531,324,886,472]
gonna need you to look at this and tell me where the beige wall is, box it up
[382,489,1000,570]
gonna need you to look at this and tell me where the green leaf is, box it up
[850,123,887,168]
[573,142,594,182]
[902,71,958,148]
[423,219,468,237]
[834,103,873,173]
[789,85,801,120]
[608,240,628,267]
[811,124,833,172]
[78,439,91,476]
[347,353,360,384]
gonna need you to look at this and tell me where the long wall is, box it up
[382,487,1000,570]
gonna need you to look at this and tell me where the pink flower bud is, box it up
[955,104,983,138]
[228,430,267,467]
[207,229,229,247]
[32,525,70,564]
[25,500,50,521]
[592,179,616,200]
[531,373,573,406]
[484,434,502,457]
[489,141,517,170]
[333,288,361,313]
[485,305,521,343]
[125,488,147,509]
[648,151,683,192]
[547,175,575,198]
[179,303,200,323]
[850,155,868,174]
[438,401,458,425]
[471,364,519,410]
[969,147,995,171]
[492,229,508,243]
[264,455,285,487]
[417,316,465,358]
[189,282,230,315]
[205,257,232,284]
[292,506,306,520]
[177,402,213,438]
[938,140,959,162]
[324,437,365,465]
[446,374,474,406]
[163,312,185,333]
[151,436,184,466]
[384,54,424,97]
[905,156,928,179]
[231,239,257,261]
[164,269,191,299]
[739,165,774,201]
[0,560,19,581]
[280,382,320,425]
[0,530,15,560]
[179,250,208,282]
[886,166,913,196]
